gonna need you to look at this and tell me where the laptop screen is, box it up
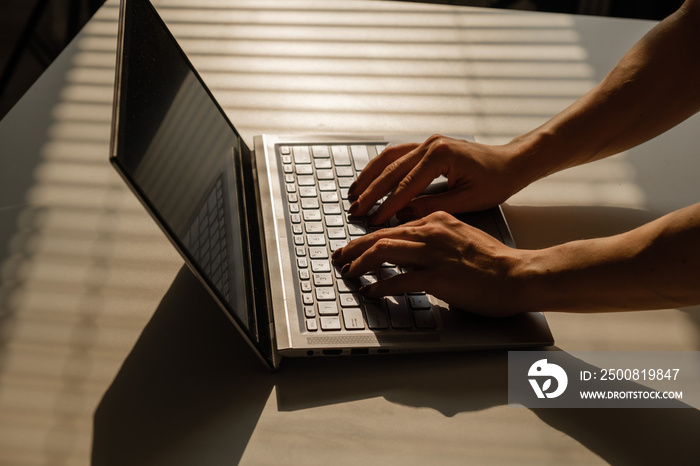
[111,0,272,363]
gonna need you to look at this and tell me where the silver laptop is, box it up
[110,0,553,370]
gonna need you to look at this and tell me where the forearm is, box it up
[519,203,700,313]
[508,1,700,182]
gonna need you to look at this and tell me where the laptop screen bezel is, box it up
[109,0,277,370]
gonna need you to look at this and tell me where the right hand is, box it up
[347,135,529,225]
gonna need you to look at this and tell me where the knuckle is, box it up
[396,172,415,192]
[372,237,395,252]
[385,159,403,175]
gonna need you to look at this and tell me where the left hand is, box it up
[331,211,530,317]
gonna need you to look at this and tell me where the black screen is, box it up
[112,0,270,363]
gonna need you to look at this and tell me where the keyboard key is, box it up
[297,175,315,186]
[307,234,326,246]
[311,259,331,272]
[327,227,346,239]
[299,186,318,197]
[329,239,348,251]
[364,301,389,329]
[347,224,367,236]
[304,305,316,318]
[318,180,337,191]
[323,204,342,215]
[293,146,311,164]
[336,278,358,293]
[339,292,361,307]
[343,308,365,330]
[413,310,436,329]
[351,145,370,171]
[313,273,333,286]
[331,145,351,165]
[324,215,344,227]
[379,267,400,280]
[301,198,320,210]
[408,294,432,310]
[358,274,377,288]
[308,247,328,258]
[321,192,339,203]
[336,166,353,177]
[306,319,318,331]
[320,316,341,330]
[386,295,412,328]
[316,287,336,301]
[316,169,335,180]
[305,222,324,233]
[303,210,322,221]
[312,145,330,158]
[295,165,313,175]
[318,302,339,315]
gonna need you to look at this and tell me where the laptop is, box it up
[110,0,553,370]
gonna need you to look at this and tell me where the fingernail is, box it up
[348,201,359,216]
[396,207,416,222]
[348,181,357,197]
[341,263,351,275]
[331,247,343,262]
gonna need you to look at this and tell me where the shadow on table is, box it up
[91,266,274,466]
[92,199,700,466]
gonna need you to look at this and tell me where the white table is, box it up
[0,1,698,464]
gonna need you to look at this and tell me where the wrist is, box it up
[509,247,563,313]
[504,129,565,186]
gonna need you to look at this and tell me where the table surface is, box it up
[1,1,699,465]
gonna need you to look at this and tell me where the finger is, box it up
[348,143,418,198]
[349,146,424,217]
[368,153,448,225]
[331,217,432,265]
[339,238,426,278]
[361,270,428,298]
[401,186,475,220]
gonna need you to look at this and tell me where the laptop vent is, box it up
[307,334,440,346]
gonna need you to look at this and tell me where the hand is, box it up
[332,211,530,317]
[347,135,528,225]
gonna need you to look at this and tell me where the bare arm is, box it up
[333,204,700,315]
[520,203,700,313]
[513,0,700,182]
[350,0,700,224]
[333,1,700,315]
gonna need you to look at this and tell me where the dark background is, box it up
[0,0,685,122]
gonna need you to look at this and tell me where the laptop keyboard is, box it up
[278,143,437,333]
